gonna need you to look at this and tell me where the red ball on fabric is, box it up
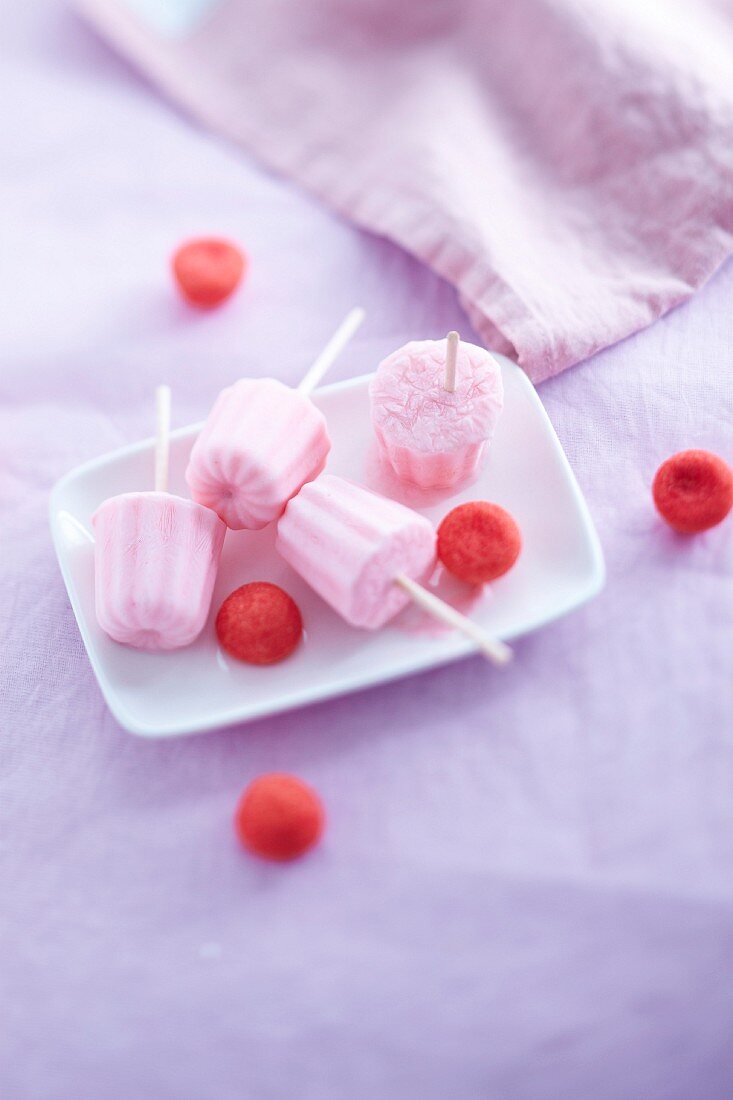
[652,450,733,534]
[437,501,522,584]
[235,774,325,861]
[172,237,246,308]
[216,582,302,665]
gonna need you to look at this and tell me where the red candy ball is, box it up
[172,237,246,308]
[235,774,325,861]
[216,582,302,665]
[652,450,733,534]
[437,501,522,584]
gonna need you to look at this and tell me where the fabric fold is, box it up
[77,0,733,381]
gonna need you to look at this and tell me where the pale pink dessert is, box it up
[276,475,436,629]
[369,338,504,489]
[185,378,330,530]
[93,492,225,651]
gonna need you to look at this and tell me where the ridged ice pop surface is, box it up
[185,378,331,530]
[93,492,226,651]
[276,475,436,629]
[369,339,503,489]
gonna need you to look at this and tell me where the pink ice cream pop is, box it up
[369,332,504,489]
[185,308,364,530]
[93,387,226,651]
[276,475,511,664]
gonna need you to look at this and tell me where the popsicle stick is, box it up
[444,330,459,393]
[394,573,512,667]
[297,307,366,396]
[154,384,171,493]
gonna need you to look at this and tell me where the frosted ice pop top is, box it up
[185,308,364,530]
[92,387,226,652]
[370,334,504,489]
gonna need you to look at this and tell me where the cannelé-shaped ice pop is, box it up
[369,332,503,490]
[185,308,364,530]
[93,387,226,651]
[276,474,436,629]
[276,475,511,664]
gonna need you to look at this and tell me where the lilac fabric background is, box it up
[2,3,733,1098]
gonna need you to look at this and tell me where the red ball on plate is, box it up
[437,501,522,584]
[235,773,325,861]
[652,450,733,534]
[216,582,302,665]
[172,237,246,308]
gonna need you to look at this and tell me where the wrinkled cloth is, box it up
[2,3,733,1099]
[75,0,733,381]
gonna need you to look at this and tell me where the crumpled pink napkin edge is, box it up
[75,0,733,385]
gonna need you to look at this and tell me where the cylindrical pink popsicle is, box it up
[369,338,504,489]
[93,491,225,651]
[185,378,330,530]
[276,475,436,629]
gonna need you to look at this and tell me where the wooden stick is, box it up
[444,330,459,393]
[154,384,171,493]
[297,307,366,396]
[394,573,512,666]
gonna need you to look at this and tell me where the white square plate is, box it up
[50,359,604,737]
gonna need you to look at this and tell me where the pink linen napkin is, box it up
[77,0,733,382]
